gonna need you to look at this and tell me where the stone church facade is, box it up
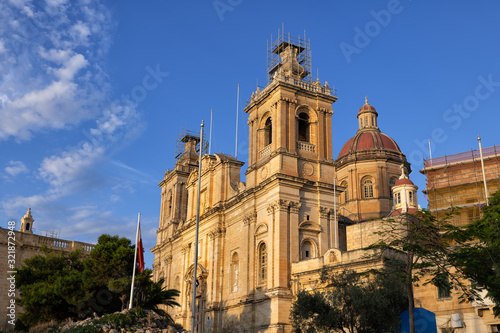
[151,36,413,333]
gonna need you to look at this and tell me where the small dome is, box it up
[394,178,414,186]
[338,131,401,158]
[358,96,377,114]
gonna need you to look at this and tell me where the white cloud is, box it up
[0,0,112,141]
[4,160,28,177]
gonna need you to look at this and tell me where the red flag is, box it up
[137,223,145,273]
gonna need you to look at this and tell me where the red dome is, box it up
[394,178,414,186]
[338,131,401,158]
[359,103,376,113]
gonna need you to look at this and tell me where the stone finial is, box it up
[365,96,368,104]
[20,208,34,233]
[400,164,408,179]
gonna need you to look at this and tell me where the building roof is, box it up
[338,131,401,158]
[394,178,415,186]
[387,207,419,217]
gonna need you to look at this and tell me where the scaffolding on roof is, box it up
[174,128,208,159]
[421,145,500,226]
[267,31,312,84]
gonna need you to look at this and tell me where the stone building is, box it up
[0,209,95,330]
[418,145,500,332]
[151,34,412,333]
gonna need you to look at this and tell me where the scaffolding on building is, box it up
[174,128,208,159]
[267,31,312,84]
[421,145,500,226]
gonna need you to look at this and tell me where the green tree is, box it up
[16,247,87,328]
[133,269,180,322]
[449,189,500,315]
[290,269,407,333]
[365,209,469,333]
[82,234,135,313]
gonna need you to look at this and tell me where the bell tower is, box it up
[20,208,34,233]
[244,34,338,188]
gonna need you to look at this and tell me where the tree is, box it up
[133,269,180,322]
[290,269,407,333]
[16,234,181,329]
[82,234,135,313]
[365,209,468,333]
[449,189,500,315]
[16,247,87,328]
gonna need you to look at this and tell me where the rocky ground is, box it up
[53,309,188,333]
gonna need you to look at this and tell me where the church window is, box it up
[264,117,272,145]
[26,223,30,231]
[389,178,397,199]
[258,243,267,284]
[409,191,414,203]
[396,192,401,204]
[341,181,348,203]
[168,193,173,217]
[365,117,368,127]
[302,240,313,260]
[437,275,451,298]
[371,116,375,126]
[231,252,239,292]
[298,112,310,142]
[363,179,374,198]
[359,118,363,128]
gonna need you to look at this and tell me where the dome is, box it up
[394,178,414,186]
[338,131,402,158]
[359,102,376,113]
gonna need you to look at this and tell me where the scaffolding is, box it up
[421,145,500,226]
[267,31,312,84]
[174,128,208,159]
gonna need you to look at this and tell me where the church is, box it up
[151,34,417,332]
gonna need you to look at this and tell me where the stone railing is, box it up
[7,229,96,253]
[274,73,335,95]
[297,141,316,153]
[260,144,272,158]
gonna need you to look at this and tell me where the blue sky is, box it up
[1,0,499,268]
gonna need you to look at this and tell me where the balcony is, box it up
[297,141,316,153]
[260,144,271,158]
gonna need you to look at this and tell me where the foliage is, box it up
[133,269,180,322]
[15,247,87,328]
[449,189,500,314]
[290,269,407,333]
[16,234,181,329]
[364,209,470,333]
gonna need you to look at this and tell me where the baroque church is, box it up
[151,34,418,333]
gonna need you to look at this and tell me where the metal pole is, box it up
[333,177,337,248]
[191,121,204,333]
[128,213,141,310]
[478,135,490,206]
[209,110,213,155]
[218,268,224,333]
[235,84,240,159]
[428,140,432,165]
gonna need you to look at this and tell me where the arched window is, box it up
[409,191,414,203]
[389,178,397,199]
[168,193,173,217]
[363,179,374,198]
[26,223,30,231]
[395,192,401,204]
[231,252,239,292]
[365,117,368,127]
[302,240,313,260]
[264,117,272,145]
[340,181,348,203]
[258,243,267,284]
[298,112,310,142]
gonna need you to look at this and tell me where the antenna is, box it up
[209,109,213,155]
[235,84,240,159]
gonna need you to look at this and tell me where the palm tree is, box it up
[134,269,180,322]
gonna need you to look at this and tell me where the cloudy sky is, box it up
[1,0,499,268]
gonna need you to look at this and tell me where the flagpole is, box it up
[191,121,204,333]
[128,213,141,310]
[478,135,489,205]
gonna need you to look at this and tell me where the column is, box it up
[289,201,301,263]
[318,206,329,255]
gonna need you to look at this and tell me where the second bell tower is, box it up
[244,34,338,189]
